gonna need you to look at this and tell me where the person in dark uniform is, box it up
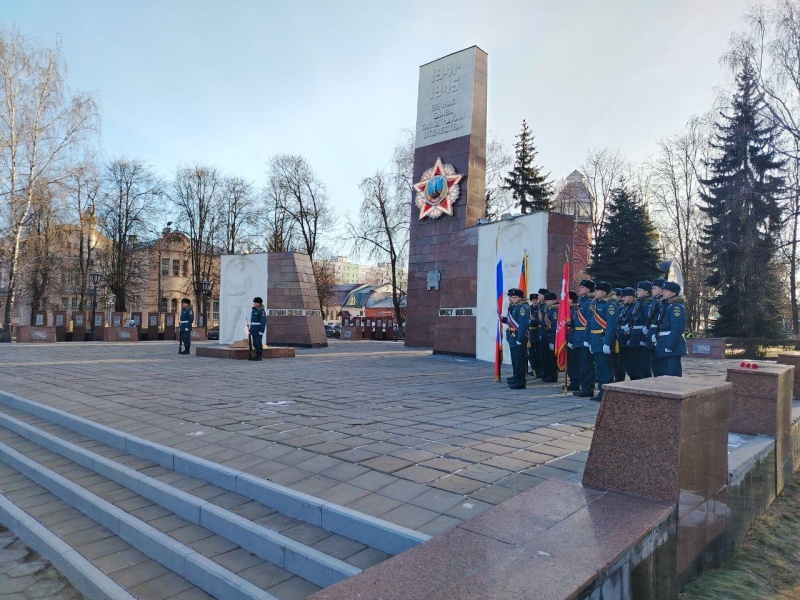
[536,288,551,380]
[574,280,596,398]
[248,297,267,361]
[588,282,618,402]
[644,278,666,376]
[527,293,542,377]
[654,281,687,376]
[179,298,194,355]
[566,290,580,391]
[503,288,530,389]
[541,292,559,382]
[628,281,654,379]
[615,287,636,381]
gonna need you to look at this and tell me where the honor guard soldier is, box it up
[248,297,267,361]
[574,280,596,398]
[627,281,654,379]
[566,290,580,390]
[616,287,636,381]
[653,281,687,376]
[644,278,666,376]
[527,293,542,377]
[536,288,551,380]
[179,298,194,355]
[588,281,618,402]
[541,292,559,382]
[503,288,530,389]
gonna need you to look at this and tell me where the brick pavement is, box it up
[0,340,736,595]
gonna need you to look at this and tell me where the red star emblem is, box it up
[413,158,464,220]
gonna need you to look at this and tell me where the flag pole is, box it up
[564,250,569,395]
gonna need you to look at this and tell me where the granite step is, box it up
[0,425,295,599]
[0,392,427,599]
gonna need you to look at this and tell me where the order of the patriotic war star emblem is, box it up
[413,157,463,220]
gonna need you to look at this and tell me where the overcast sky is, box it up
[2,0,752,249]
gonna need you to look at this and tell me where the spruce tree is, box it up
[503,120,553,213]
[587,185,661,286]
[700,59,786,338]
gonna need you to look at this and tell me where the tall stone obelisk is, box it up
[405,46,488,355]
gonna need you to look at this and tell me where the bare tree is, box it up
[267,154,335,263]
[0,29,98,340]
[262,177,296,252]
[220,175,257,254]
[649,117,712,330]
[96,157,160,312]
[347,170,409,326]
[580,148,628,243]
[484,131,514,221]
[171,164,221,309]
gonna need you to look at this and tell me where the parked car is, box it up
[324,323,341,338]
[207,325,219,340]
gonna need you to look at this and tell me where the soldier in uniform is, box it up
[588,281,618,402]
[573,280,596,398]
[536,288,551,380]
[248,297,267,361]
[566,290,580,391]
[541,292,559,382]
[653,281,687,376]
[527,293,542,377]
[179,298,194,355]
[615,287,636,381]
[644,278,666,376]
[503,288,530,389]
[627,281,654,379]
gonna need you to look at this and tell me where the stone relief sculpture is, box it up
[219,254,268,345]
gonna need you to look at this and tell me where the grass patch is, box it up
[680,476,800,599]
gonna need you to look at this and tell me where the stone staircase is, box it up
[0,391,429,599]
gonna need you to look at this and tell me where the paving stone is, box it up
[267,575,322,600]
[130,571,193,600]
[358,455,413,473]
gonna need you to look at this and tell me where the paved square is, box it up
[0,340,732,535]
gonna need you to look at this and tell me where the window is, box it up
[71,298,77,310]
[212,300,219,321]
[172,259,180,277]
[183,260,188,277]
[161,258,169,276]
[171,298,178,312]
[159,297,167,312]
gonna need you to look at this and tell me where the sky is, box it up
[2,0,752,251]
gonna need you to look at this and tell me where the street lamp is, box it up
[88,271,101,341]
[201,280,210,329]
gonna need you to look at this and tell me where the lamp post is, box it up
[88,271,101,341]
[201,280,210,330]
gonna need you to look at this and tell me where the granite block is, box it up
[777,353,799,399]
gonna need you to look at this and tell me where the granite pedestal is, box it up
[726,362,795,493]
[102,327,139,342]
[777,352,800,400]
[582,376,732,587]
[16,326,57,343]
[196,346,295,360]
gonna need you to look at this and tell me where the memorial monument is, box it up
[405,48,589,359]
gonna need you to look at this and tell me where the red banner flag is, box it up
[554,260,570,371]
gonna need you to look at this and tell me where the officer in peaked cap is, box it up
[573,279,596,398]
[541,292,559,382]
[645,278,667,376]
[653,281,686,376]
[616,287,636,381]
[627,281,654,379]
[566,290,580,390]
[587,281,618,402]
[179,298,194,355]
[503,288,530,389]
[248,297,267,361]
[527,293,542,378]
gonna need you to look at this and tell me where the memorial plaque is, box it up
[149,315,158,327]
[112,315,122,327]
[166,315,174,327]
[34,313,45,326]
[31,330,47,340]
[55,314,64,326]
[427,271,440,291]
[693,344,711,355]
[75,314,85,326]
[94,314,103,327]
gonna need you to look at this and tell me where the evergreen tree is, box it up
[700,59,786,338]
[503,120,553,213]
[587,185,661,286]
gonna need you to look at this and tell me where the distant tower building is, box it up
[554,170,593,222]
